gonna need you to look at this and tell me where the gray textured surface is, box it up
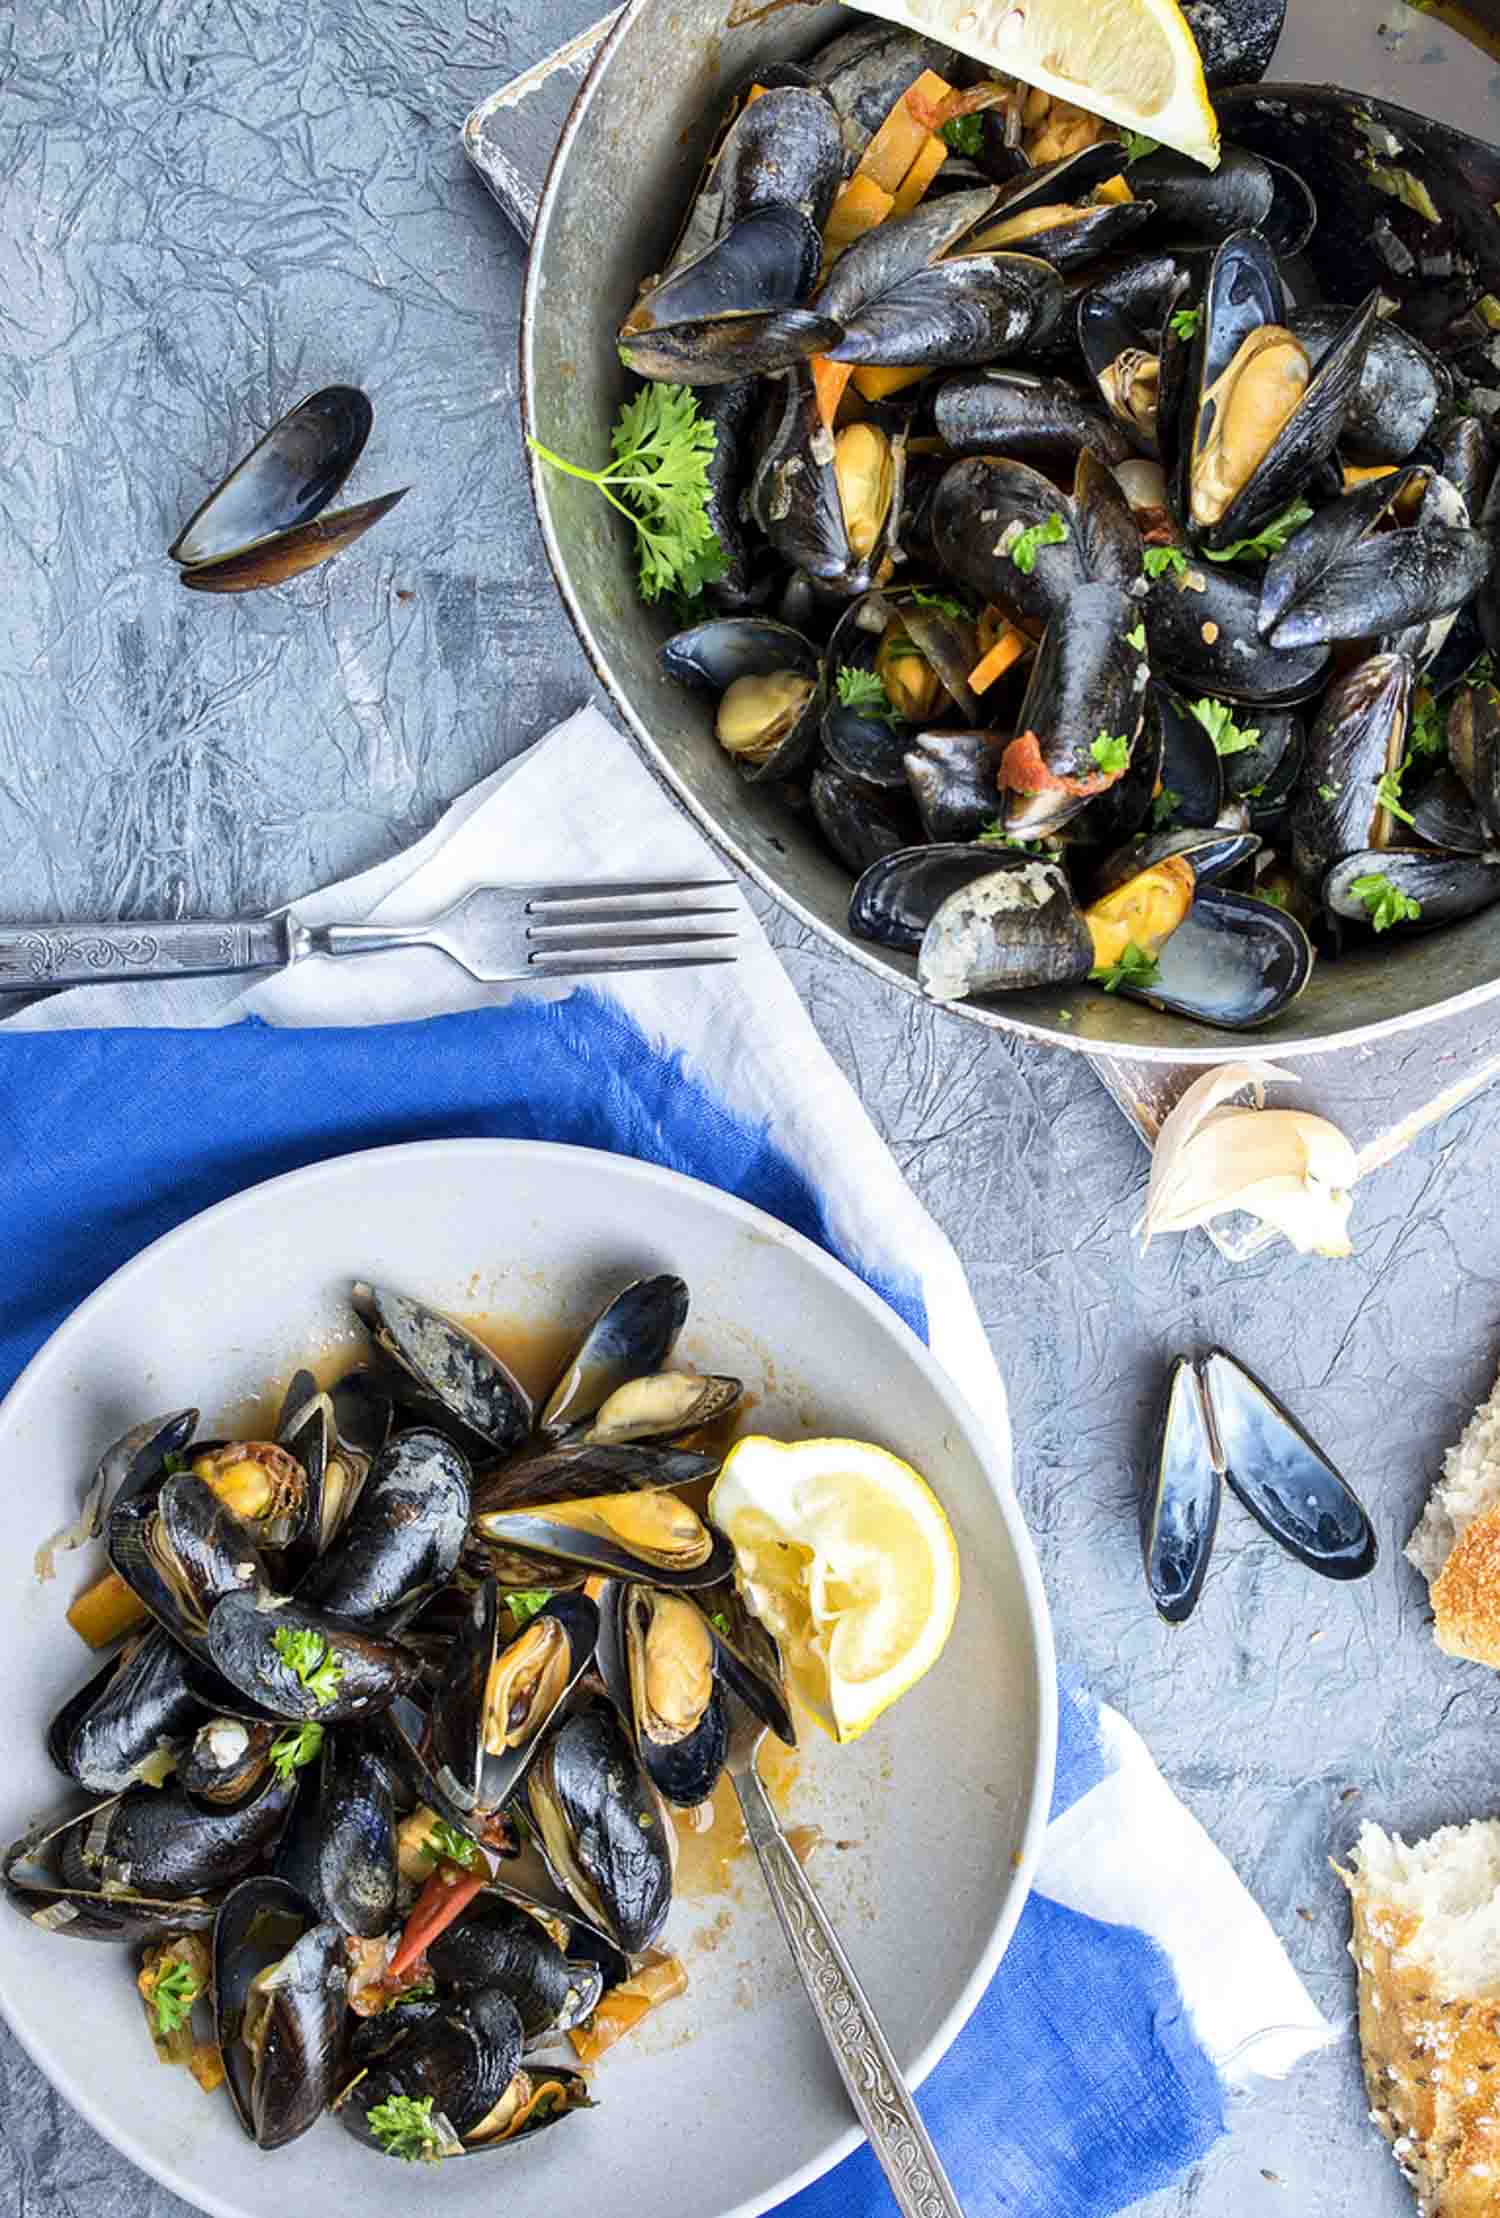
[3,2,1500,2215]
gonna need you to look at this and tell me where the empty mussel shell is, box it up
[1199,1349,1376,1578]
[1123,886,1313,1029]
[215,1876,347,2149]
[539,1275,690,1435]
[170,386,373,566]
[47,1626,204,1794]
[526,1705,673,1953]
[1141,1356,1221,1624]
[696,1575,796,1745]
[354,1282,532,1458]
[295,1428,470,1631]
[179,491,409,593]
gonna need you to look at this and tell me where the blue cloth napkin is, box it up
[0,713,1329,2215]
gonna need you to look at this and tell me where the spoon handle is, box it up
[730,1760,965,2218]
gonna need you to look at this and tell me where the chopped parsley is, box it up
[1468,653,1496,688]
[1259,884,1290,910]
[1408,689,1445,757]
[708,1611,732,1636]
[1090,731,1131,776]
[366,2092,446,2162]
[835,665,902,723]
[909,587,969,620]
[505,1589,553,1627]
[1318,781,1341,802]
[1375,766,1416,827]
[1350,872,1422,931]
[1188,696,1261,757]
[152,1960,204,2036]
[979,821,1055,853]
[1090,942,1161,994]
[1202,500,1314,565]
[1122,131,1161,160]
[939,113,984,155]
[269,1722,324,1783]
[425,1818,483,1870]
[1009,512,1069,574]
[162,1450,190,1475]
[270,1625,345,1708]
[1169,305,1202,340]
[1143,544,1188,580]
[1125,620,1147,652]
[1151,786,1182,830]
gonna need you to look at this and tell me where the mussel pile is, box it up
[638,22,1500,1028]
[8,1275,793,2162]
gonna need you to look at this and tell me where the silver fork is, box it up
[0,879,739,991]
[723,1689,965,2218]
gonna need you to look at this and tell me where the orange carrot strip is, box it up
[811,356,854,438]
[387,1861,486,1980]
[968,626,1030,695]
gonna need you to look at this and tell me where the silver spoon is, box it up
[723,1687,965,2218]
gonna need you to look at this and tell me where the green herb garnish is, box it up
[1091,731,1131,776]
[425,1818,483,1870]
[1122,130,1161,160]
[1188,697,1261,758]
[1143,544,1188,580]
[529,384,726,605]
[270,1625,345,1708]
[1468,653,1496,688]
[1259,884,1290,910]
[366,2092,447,2162]
[1090,941,1161,994]
[1202,500,1314,565]
[505,1588,554,1627]
[978,820,1054,854]
[1125,621,1147,651]
[940,113,984,155]
[152,1960,203,2037]
[909,587,969,620]
[835,665,902,723]
[269,1722,324,1783]
[1408,690,1445,756]
[1318,781,1341,802]
[162,1450,190,1475]
[1169,306,1201,340]
[1375,766,1416,826]
[709,1611,731,1635]
[1151,786,1182,830]
[1009,512,1069,574]
[1350,872,1423,931]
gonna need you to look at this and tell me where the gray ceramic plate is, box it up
[0,1139,1054,2218]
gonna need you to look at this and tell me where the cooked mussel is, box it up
[474,1439,718,1516]
[205,1593,422,1723]
[1199,1349,1376,1578]
[353,1282,532,1458]
[540,1275,690,1435]
[316,1729,397,1939]
[660,617,822,783]
[1142,533,1330,706]
[177,1716,277,1807]
[905,730,1004,845]
[933,369,1133,469]
[276,1366,390,1563]
[295,1428,470,1630]
[961,144,1155,271]
[1290,310,1447,464]
[426,1586,596,1816]
[1290,650,1413,885]
[810,760,914,873]
[47,1627,203,1794]
[694,1576,795,1745]
[918,859,1094,1003]
[1259,470,1490,653]
[108,1472,268,1660]
[341,1988,561,2157]
[850,843,1022,954]
[475,1483,731,1590]
[820,191,1067,369]
[1132,145,1314,257]
[1113,884,1313,1027]
[1324,846,1500,929]
[749,369,904,595]
[999,582,1145,837]
[611,1584,728,1808]
[1077,294,1163,454]
[1141,1356,1220,1624]
[41,1407,198,1581]
[425,1889,605,2037]
[586,1371,742,1444]
[619,205,837,384]
[526,1707,673,1953]
[169,387,406,592]
[216,1876,346,2148]
[929,454,1085,628]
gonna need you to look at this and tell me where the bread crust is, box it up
[1432,1508,1500,1670]
[1340,1862,1500,2215]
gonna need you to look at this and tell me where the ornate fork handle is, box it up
[731,1760,964,2218]
[0,919,291,988]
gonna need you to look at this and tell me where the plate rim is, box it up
[0,1136,1057,2218]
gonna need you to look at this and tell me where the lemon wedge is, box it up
[843,0,1221,170]
[708,1435,960,1742]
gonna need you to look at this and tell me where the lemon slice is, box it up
[844,0,1221,169]
[708,1435,960,1742]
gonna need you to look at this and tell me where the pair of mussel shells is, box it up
[1142,1349,1376,1623]
[168,386,406,593]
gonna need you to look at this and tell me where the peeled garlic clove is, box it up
[1138,1061,1356,1253]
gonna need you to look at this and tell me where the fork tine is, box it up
[528,905,738,940]
[529,930,739,965]
[529,950,740,978]
[527,877,737,912]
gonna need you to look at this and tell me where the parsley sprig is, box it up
[909,587,969,620]
[939,113,983,155]
[1143,544,1188,580]
[505,1588,553,1627]
[152,1960,203,2036]
[529,385,726,605]
[1408,689,1445,757]
[979,821,1056,854]
[1122,131,1161,160]
[1350,873,1422,931]
[1091,942,1161,993]
[835,665,902,724]
[1188,697,1261,757]
[1202,500,1313,565]
[271,1625,345,1709]
[1151,786,1182,830]
[1169,305,1201,340]
[1090,732,1131,776]
[1375,765,1416,826]
[269,1721,324,1783]
[425,1818,483,1870]
[1009,512,1069,574]
[367,2092,447,2162]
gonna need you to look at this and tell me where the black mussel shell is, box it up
[620,203,829,373]
[930,454,1085,629]
[215,1876,346,2149]
[660,616,823,784]
[426,1891,605,2038]
[1071,704,1164,849]
[696,1576,796,1746]
[427,1586,597,1817]
[1142,1357,1220,1623]
[1436,416,1492,519]
[1003,582,1145,838]
[316,1729,396,1939]
[179,489,408,593]
[475,1440,717,1517]
[474,1492,732,1591]
[170,386,373,566]
[1324,846,1500,929]
[295,1428,470,1631]
[817,189,999,323]
[696,379,765,610]
[1121,886,1313,1028]
[1216,705,1299,808]
[1134,145,1314,253]
[540,1275,689,1435]
[526,1707,673,1954]
[206,1592,422,1723]
[933,369,1133,469]
[965,146,1155,272]
[3,1797,220,1943]
[604,1583,728,1808]
[918,860,1094,1004]
[1076,294,1163,457]
[850,843,1015,954]
[825,251,1066,370]
[342,1989,526,2150]
[1261,486,1490,654]
[177,1716,277,1808]
[1181,0,1285,81]
[618,304,841,387]
[1152,686,1224,829]
[1290,651,1413,885]
[804,21,952,148]
[1089,827,1259,897]
[353,1282,532,1457]
[94,1770,295,1899]
[1145,547,1330,706]
[56,1407,199,1563]
[108,1472,268,1661]
[715,84,845,234]
[1292,310,1447,465]
[48,1626,203,1794]
[905,730,1004,846]
[1446,680,1500,840]
[810,762,914,874]
[1410,763,1489,854]
[1199,1348,1376,1578]
[586,1371,742,1444]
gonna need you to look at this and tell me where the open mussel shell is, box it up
[354,1282,532,1457]
[48,1626,203,1794]
[170,386,372,567]
[1219,706,1300,810]
[277,1367,389,1567]
[108,1472,268,1662]
[476,1440,719,1516]
[1446,680,1500,841]
[1409,765,1489,855]
[619,204,836,383]
[1290,651,1413,886]
[962,145,1154,272]
[215,1876,347,2149]
[1291,310,1447,465]
[905,731,1004,847]
[295,1428,470,1631]
[1076,294,1162,457]
[426,1888,605,2037]
[316,1729,397,1939]
[603,1583,728,1809]
[1324,847,1500,929]
[1260,475,1490,653]
[586,1371,742,1445]
[52,1770,295,1910]
[179,489,408,594]
[696,1576,795,1745]
[1199,1349,1376,1579]
[932,369,1133,469]
[1151,687,1223,827]
[475,1488,731,1591]
[3,1797,221,1943]
[1141,1357,1220,1625]
[918,860,1093,1004]
[526,1705,673,1954]
[59,1406,200,1563]
[540,1275,689,1436]
[661,616,823,785]
[177,1717,277,1808]
[205,1593,422,1722]
[817,188,999,322]
[850,843,1018,954]
[1089,826,1259,899]
[427,1585,597,1817]
[1122,886,1314,1028]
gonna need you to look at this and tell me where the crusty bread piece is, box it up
[1338,1819,1500,2215]
[1407,1362,1500,1666]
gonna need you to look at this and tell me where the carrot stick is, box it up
[968,625,1030,695]
[387,1861,486,1980]
[811,356,854,438]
